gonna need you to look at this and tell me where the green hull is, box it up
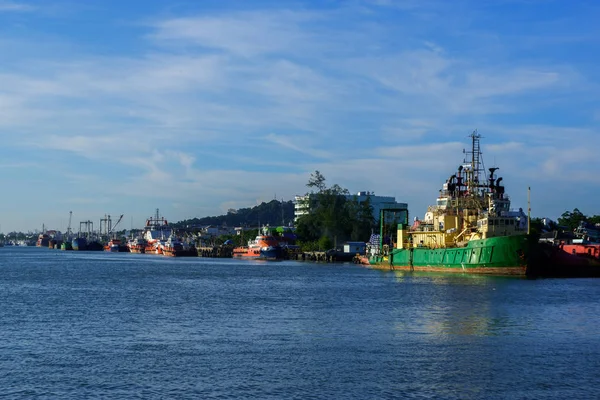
[370,234,534,276]
[60,242,73,251]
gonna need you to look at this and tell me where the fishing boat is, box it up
[366,131,537,276]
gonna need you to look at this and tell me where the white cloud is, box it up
[0,1,34,12]
[0,2,598,231]
[150,11,316,57]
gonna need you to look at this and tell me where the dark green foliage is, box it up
[318,236,333,251]
[557,208,600,231]
[307,170,327,192]
[558,208,587,231]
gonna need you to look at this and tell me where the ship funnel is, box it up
[447,174,457,192]
[496,177,505,197]
[489,167,499,189]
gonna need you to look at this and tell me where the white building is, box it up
[294,191,407,223]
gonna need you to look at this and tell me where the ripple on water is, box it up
[1,247,599,399]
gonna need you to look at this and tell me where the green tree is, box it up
[307,170,327,192]
[557,208,587,231]
[588,215,600,225]
[296,171,377,249]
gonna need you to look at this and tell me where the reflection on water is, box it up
[388,271,539,337]
[391,270,524,284]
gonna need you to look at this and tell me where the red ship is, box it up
[233,227,282,259]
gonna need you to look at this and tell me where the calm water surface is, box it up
[1,247,599,399]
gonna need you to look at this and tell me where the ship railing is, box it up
[413,223,436,232]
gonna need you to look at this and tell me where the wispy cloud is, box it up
[0,1,34,12]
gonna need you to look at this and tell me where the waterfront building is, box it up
[294,191,407,222]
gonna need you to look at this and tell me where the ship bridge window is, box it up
[437,199,448,207]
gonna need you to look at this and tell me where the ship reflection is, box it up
[390,271,532,337]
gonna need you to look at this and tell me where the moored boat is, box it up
[233,226,283,260]
[162,236,198,257]
[86,240,104,251]
[127,237,146,254]
[105,238,120,252]
[232,244,262,258]
[142,209,171,255]
[72,237,87,251]
[367,131,537,276]
[36,233,50,248]
[536,222,600,277]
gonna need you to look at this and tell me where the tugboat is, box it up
[366,131,537,276]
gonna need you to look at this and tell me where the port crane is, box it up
[110,214,124,233]
[108,214,124,238]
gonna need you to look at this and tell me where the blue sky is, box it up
[1,0,599,233]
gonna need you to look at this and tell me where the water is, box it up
[1,247,599,399]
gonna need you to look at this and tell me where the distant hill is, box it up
[171,200,296,228]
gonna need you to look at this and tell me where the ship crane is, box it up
[109,214,124,237]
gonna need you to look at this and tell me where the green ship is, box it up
[366,131,535,276]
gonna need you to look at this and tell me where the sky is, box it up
[0,0,599,233]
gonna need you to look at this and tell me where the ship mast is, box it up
[463,130,486,196]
